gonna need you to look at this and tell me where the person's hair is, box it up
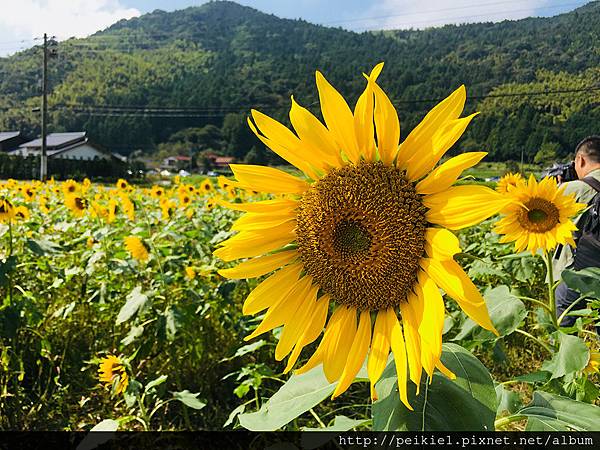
[575,135,600,164]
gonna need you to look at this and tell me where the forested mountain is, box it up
[1,0,599,163]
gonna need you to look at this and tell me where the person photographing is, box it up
[553,136,600,328]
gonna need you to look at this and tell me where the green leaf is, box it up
[453,285,526,340]
[0,256,17,286]
[172,390,206,410]
[525,417,570,431]
[372,343,496,431]
[26,238,61,256]
[562,267,600,299]
[514,371,551,383]
[221,340,266,362]
[145,375,168,393]
[541,332,589,379]
[116,286,149,325]
[517,391,600,431]
[165,306,183,341]
[238,365,336,431]
[303,415,370,431]
[495,384,522,416]
[89,418,119,431]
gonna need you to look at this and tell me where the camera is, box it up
[543,161,577,182]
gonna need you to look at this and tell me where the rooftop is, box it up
[20,132,86,149]
[0,131,21,142]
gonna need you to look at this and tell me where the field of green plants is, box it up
[0,174,599,432]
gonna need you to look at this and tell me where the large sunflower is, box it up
[215,64,510,408]
[494,175,585,254]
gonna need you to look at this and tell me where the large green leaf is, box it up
[453,285,526,341]
[541,332,588,380]
[172,390,206,410]
[562,267,600,299]
[116,286,150,325]
[372,343,496,431]
[495,384,522,416]
[517,391,600,431]
[238,365,336,431]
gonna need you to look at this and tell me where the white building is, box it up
[10,132,111,160]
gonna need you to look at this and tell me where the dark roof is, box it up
[20,132,86,150]
[0,131,21,142]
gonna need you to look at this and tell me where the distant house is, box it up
[161,155,191,170]
[9,132,112,160]
[214,156,234,169]
[0,131,27,152]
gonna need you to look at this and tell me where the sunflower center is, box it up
[296,161,428,311]
[332,220,372,255]
[518,198,559,233]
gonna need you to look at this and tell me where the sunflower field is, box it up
[1,65,600,434]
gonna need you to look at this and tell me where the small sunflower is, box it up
[23,186,36,201]
[119,194,135,221]
[185,266,196,280]
[496,172,525,194]
[150,185,165,199]
[494,175,586,254]
[584,351,600,375]
[124,236,149,262]
[107,199,119,224]
[98,355,129,395]
[160,199,176,220]
[65,195,88,218]
[179,193,192,208]
[0,198,15,222]
[62,179,79,196]
[116,178,129,191]
[206,197,218,210]
[200,179,213,194]
[14,205,30,221]
[218,176,233,191]
[215,64,510,408]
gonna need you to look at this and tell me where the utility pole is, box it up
[40,33,48,181]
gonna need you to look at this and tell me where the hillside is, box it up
[1,0,599,162]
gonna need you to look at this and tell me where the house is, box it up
[161,155,191,170]
[10,132,112,160]
[0,131,27,152]
[214,156,234,169]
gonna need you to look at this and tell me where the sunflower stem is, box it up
[309,408,327,428]
[515,296,554,316]
[543,250,558,328]
[514,328,552,354]
[494,414,526,430]
[7,218,13,306]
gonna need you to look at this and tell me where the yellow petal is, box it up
[417,273,445,377]
[218,250,298,279]
[322,306,357,383]
[436,359,456,379]
[424,228,461,260]
[400,297,422,390]
[219,198,298,214]
[290,96,343,168]
[247,113,320,179]
[231,210,296,231]
[316,71,360,163]
[245,275,312,341]
[367,309,391,401]
[387,308,412,410]
[353,76,376,161]
[284,294,330,373]
[372,81,400,165]
[242,263,303,315]
[422,258,497,334]
[424,185,511,230]
[213,222,296,261]
[416,152,488,195]
[276,282,319,360]
[405,113,478,181]
[332,310,371,399]
[230,164,309,194]
[397,85,466,169]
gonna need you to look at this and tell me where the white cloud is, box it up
[354,0,554,31]
[0,0,140,41]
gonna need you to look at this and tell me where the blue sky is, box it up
[0,0,590,56]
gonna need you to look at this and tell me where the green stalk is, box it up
[514,328,552,354]
[543,250,558,328]
[495,414,526,430]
